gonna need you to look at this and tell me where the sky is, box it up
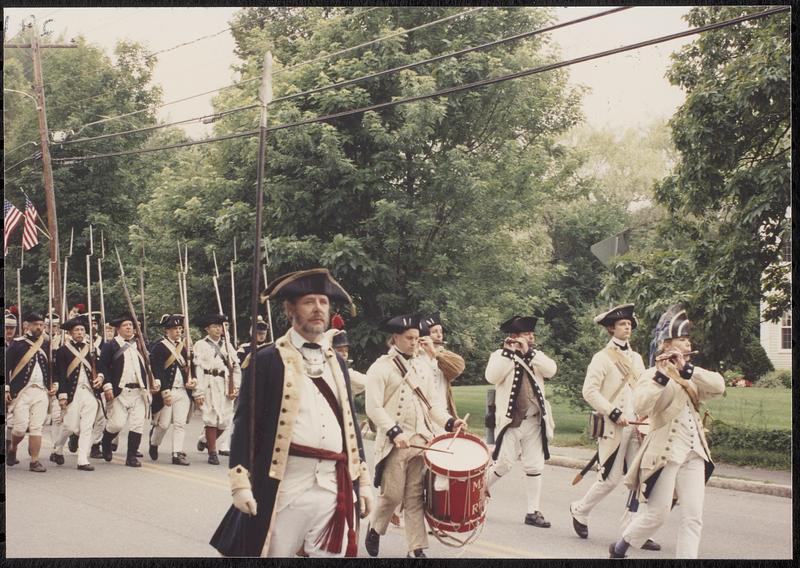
[3,6,693,139]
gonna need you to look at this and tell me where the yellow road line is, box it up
[110,456,228,490]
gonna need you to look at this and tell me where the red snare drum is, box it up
[423,432,490,534]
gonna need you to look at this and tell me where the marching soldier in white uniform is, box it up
[44,311,67,453]
[485,315,557,528]
[610,304,725,559]
[194,313,241,465]
[236,315,272,369]
[419,313,465,421]
[6,311,58,472]
[148,314,204,465]
[97,313,161,467]
[51,315,103,470]
[364,314,466,558]
[570,304,660,550]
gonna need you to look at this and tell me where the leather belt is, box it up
[204,369,226,377]
[124,383,142,389]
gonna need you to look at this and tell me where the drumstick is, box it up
[628,421,649,426]
[410,444,454,454]
[446,413,470,450]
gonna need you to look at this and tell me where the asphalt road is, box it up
[5,416,792,559]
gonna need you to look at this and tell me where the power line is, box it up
[4,151,41,173]
[51,6,788,165]
[58,7,485,135]
[48,7,382,114]
[53,6,631,148]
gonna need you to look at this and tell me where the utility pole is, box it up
[4,16,76,317]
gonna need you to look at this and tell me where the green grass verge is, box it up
[450,384,791,469]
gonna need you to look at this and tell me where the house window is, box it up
[781,233,792,263]
[781,311,792,350]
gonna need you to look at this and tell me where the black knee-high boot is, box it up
[101,430,116,462]
[126,431,142,468]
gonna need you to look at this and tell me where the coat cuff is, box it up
[609,407,622,423]
[445,417,456,432]
[653,371,670,387]
[501,348,516,359]
[679,363,695,380]
[228,465,251,493]
[58,393,68,400]
[387,424,403,441]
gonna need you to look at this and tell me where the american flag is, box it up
[4,199,23,256]
[22,196,40,251]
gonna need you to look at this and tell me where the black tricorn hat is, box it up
[110,313,137,328]
[499,315,538,333]
[79,311,102,324]
[594,303,638,330]
[199,313,228,328]
[24,311,45,323]
[63,316,90,331]
[331,330,349,348]
[159,313,185,329]
[380,313,420,334]
[419,313,442,337]
[261,268,352,305]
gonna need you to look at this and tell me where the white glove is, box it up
[232,488,257,516]
[358,485,374,519]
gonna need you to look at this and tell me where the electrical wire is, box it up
[3,139,38,157]
[4,151,41,173]
[50,6,789,165]
[47,7,382,114]
[54,6,631,148]
[58,7,485,135]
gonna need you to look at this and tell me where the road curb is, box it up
[547,455,792,499]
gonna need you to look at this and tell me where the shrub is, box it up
[707,420,791,452]
[758,370,792,389]
[723,368,744,386]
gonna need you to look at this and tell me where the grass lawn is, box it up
[451,383,792,450]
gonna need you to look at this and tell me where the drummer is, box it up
[364,314,467,559]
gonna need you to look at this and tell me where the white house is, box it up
[759,225,792,370]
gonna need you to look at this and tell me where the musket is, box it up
[61,227,73,322]
[86,226,99,384]
[17,245,23,336]
[230,236,238,348]
[47,260,55,391]
[571,451,600,485]
[178,244,197,393]
[139,244,148,344]
[97,230,107,333]
[211,249,236,397]
[114,246,157,394]
[262,263,275,344]
[249,52,273,473]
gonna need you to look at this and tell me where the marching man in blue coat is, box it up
[210,268,373,557]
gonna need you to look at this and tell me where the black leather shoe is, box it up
[641,539,661,551]
[197,439,206,452]
[49,452,65,466]
[111,442,118,452]
[29,460,47,472]
[208,452,220,465]
[149,444,159,461]
[77,463,95,471]
[609,543,626,559]
[90,444,104,459]
[68,433,79,453]
[219,450,230,456]
[524,511,551,528]
[126,455,142,467]
[365,526,380,557]
[7,445,19,466]
[407,549,427,558]
[136,451,143,458]
[172,454,190,466]
[570,505,588,538]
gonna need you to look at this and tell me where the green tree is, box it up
[4,28,169,320]
[602,6,789,369]
[136,6,586,379]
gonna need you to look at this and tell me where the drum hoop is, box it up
[424,431,490,476]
